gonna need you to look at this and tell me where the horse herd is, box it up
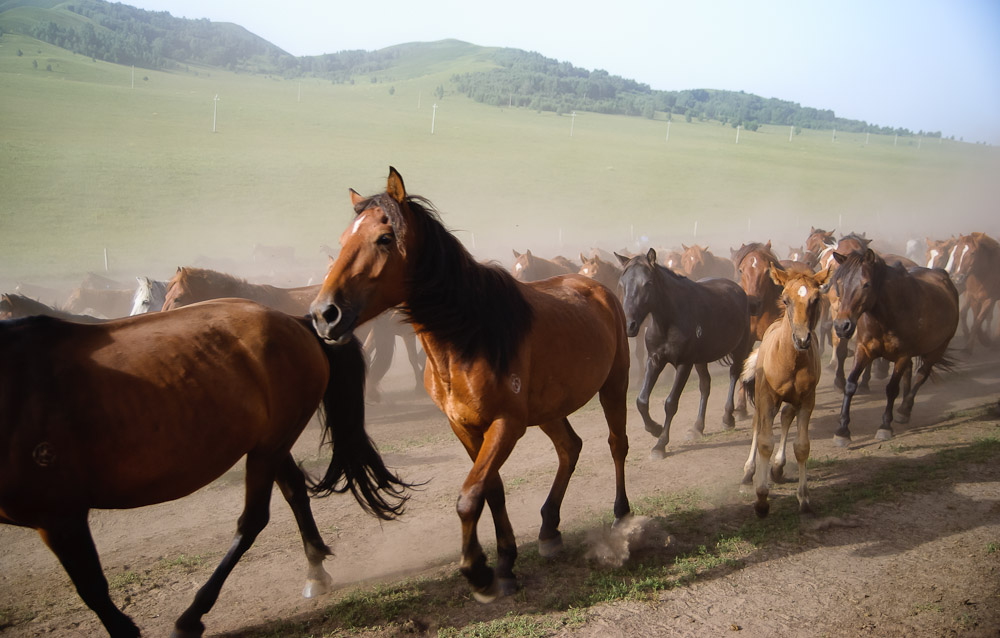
[2,167,999,637]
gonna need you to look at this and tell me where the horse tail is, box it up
[307,333,412,520]
[741,348,759,408]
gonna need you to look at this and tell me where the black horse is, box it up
[617,249,753,459]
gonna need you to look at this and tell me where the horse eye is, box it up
[375,234,394,246]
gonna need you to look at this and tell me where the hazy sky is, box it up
[128,0,1000,144]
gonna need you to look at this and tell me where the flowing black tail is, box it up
[307,333,411,520]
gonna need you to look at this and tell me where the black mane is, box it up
[367,194,534,376]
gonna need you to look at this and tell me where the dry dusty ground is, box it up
[1,337,999,638]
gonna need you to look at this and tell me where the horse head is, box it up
[829,249,883,339]
[770,263,832,351]
[616,248,658,337]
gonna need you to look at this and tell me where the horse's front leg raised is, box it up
[651,363,693,459]
[835,347,872,447]
[636,352,667,437]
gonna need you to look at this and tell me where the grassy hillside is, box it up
[1,32,997,291]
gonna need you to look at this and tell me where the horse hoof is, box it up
[875,428,894,441]
[302,577,331,599]
[171,626,205,638]
[649,447,668,460]
[833,434,851,448]
[472,579,500,604]
[834,380,845,393]
[740,471,753,485]
[896,410,911,424]
[770,467,784,483]
[644,423,664,437]
[684,429,703,441]
[798,501,814,516]
[538,533,563,558]
[497,577,518,597]
[722,416,736,430]
[754,501,770,518]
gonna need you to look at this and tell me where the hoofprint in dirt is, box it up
[1,341,998,637]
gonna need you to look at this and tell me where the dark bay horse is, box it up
[950,232,1000,352]
[616,249,752,459]
[741,264,832,517]
[311,168,631,601]
[679,244,736,280]
[0,293,104,323]
[0,298,409,638]
[511,249,577,281]
[829,249,959,445]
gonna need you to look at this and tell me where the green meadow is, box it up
[2,33,997,289]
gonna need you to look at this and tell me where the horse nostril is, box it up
[320,304,341,325]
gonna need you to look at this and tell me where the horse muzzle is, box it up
[310,300,358,345]
[625,319,640,338]
[793,332,812,351]
[833,318,855,340]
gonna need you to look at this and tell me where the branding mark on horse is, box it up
[510,374,522,394]
[33,442,56,467]
[696,325,703,339]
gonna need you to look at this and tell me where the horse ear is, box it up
[349,188,364,207]
[815,265,834,289]
[513,249,522,258]
[765,240,772,249]
[832,252,848,265]
[682,243,689,251]
[769,262,788,286]
[525,249,533,258]
[386,167,406,203]
[614,252,630,267]
[810,226,816,233]
[646,248,657,265]
[579,253,587,264]
[864,248,878,262]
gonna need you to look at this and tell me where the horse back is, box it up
[871,267,959,355]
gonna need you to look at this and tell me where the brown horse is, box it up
[511,249,577,281]
[0,293,104,323]
[804,227,837,270]
[741,264,832,517]
[732,241,784,341]
[679,244,736,280]
[161,266,318,313]
[660,248,685,273]
[829,249,959,445]
[578,252,622,291]
[310,168,631,600]
[0,298,409,638]
[949,232,1000,351]
[925,236,956,269]
[824,232,873,389]
[616,249,752,459]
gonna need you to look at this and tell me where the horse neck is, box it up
[648,266,682,323]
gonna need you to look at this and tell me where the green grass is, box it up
[2,32,996,290]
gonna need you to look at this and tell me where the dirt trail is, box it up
[1,343,998,637]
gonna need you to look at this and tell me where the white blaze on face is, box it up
[945,244,960,273]
[955,245,970,273]
[514,262,522,272]
[751,256,757,268]
[351,215,365,236]
[798,284,808,298]
[927,249,939,268]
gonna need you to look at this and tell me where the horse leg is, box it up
[636,353,667,437]
[973,298,996,350]
[599,362,632,523]
[537,417,583,558]
[741,419,759,485]
[753,396,779,518]
[725,338,751,427]
[38,517,140,638]
[453,419,524,602]
[274,455,333,599]
[173,454,276,638]
[771,403,796,483]
[366,318,395,402]
[858,359,873,393]
[898,354,939,423]
[876,357,911,441]
[835,347,872,447]
[650,363,693,460]
[687,362,711,439]
[793,395,816,514]
[832,335,850,391]
[402,331,426,392]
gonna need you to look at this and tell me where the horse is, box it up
[824,232,874,390]
[679,244,736,280]
[829,249,959,445]
[740,264,832,517]
[161,266,318,314]
[310,168,631,601]
[803,227,837,270]
[615,248,752,459]
[510,249,577,281]
[925,237,956,270]
[0,293,103,323]
[732,241,785,342]
[578,252,647,376]
[660,248,685,273]
[63,286,133,318]
[786,246,808,264]
[0,298,410,638]
[949,232,1000,352]
[128,276,169,316]
[161,267,425,398]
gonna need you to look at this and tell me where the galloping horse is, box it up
[829,249,959,445]
[511,249,577,281]
[950,232,1000,352]
[616,249,752,459]
[0,299,409,638]
[741,265,832,517]
[128,276,169,315]
[824,232,873,390]
[925,236,956,270]
[311,168,631,601]
[161,266,318,314]
[0,293,103,323]
[803,227,837,270]
[679,244,736,280]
